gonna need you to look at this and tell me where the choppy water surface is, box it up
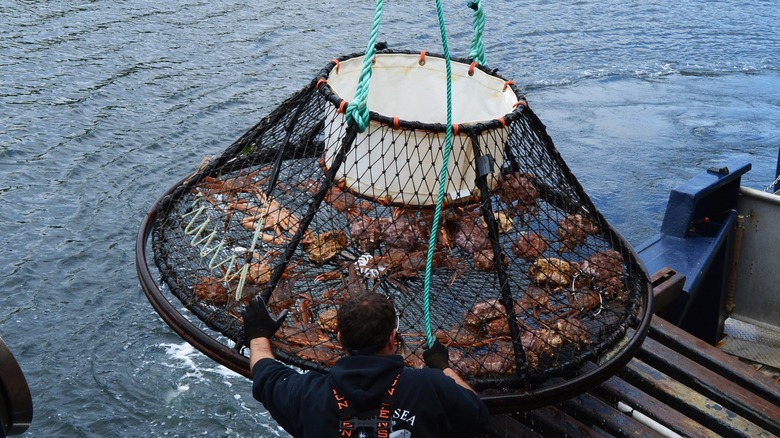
[1,1,779,436]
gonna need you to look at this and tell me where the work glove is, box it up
[242,295,288,344]
[423,340,450,370]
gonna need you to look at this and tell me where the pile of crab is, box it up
[182,162,631,377]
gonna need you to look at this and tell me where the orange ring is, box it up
[331,59,341,73]
[372,55,377,65]
[503,80,515,91]
[468,62,477,76]
[337,100,348,114]
[393,117,400,129]
[316,78,327,89]
[452,124,460,136]
[419,50,427,65]
[497,117,506,128]
[513,100,528,109]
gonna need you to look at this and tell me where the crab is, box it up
[473,249,507,272]
[463,299,509,335]
[517,285,555,319]
[266,277,298,314]
[512,232,548,261]
[195,169,263,198]
[271,325,342,366]
[498,172,538,216]
[453,221,489,254]
[316,308,339,333]
[300,179,374,218]
[529,257,574,287]
[382,208,426,250]
[551,317,590,347]
[557,213,600,251]
[451,341,518,375]
[574,250,628,299]
[300,230,348,264]
[193,276,229,305]
[234,189,302,245]
[324,184,374,217]
[349,216,387,252]
[567,287,602,312]
[480,211,514,234]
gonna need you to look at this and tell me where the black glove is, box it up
[242,296,288,344]
[423,340,450,370]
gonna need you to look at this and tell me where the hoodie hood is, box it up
[329,354,405,411]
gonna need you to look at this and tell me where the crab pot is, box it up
[137,49,653,408]
[322,53,516,206]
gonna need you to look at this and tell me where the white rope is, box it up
[765,173,780,193]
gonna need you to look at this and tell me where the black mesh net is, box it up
[150,51,650,390]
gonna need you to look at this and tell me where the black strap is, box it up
[332,371,401,437]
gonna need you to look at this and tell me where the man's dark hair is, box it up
[337,292,396,355]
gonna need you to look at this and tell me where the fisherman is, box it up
[244,291,489,437]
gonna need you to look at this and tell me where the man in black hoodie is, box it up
[245,291,489,437]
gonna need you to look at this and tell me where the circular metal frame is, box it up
[136,172,655,411]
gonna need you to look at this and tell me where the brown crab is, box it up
[499,172,538,216]
[348,216,386,252]
[480,211,514,234]
[300,230,348,264]
[529,257,574,287]
[517,285,555,319]
[557,213,600,251]
[382,208,426,250]
[193,276,229,305]
[551,317,590,347]
[512,232,548,261]
[316,308,339,334]
[453,221,489,254]
[195,169,262,198]
[473,249,507,272]
[324,184,374,217]
[463,299,504,335]
[234,191,303,246]
[567,287,602,312]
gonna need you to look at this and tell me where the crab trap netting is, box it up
[149,51,650,390]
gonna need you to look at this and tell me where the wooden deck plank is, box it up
[587,362,714,438]
[620,357,775,437]
[638,333,780,435]
[558,390,664,438]
[515,405,603,437]
[649,317,780,406]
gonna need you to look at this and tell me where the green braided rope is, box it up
[345,0,385,133]
[422,0,455,348]
[468,0,487,65]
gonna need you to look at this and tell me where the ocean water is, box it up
[1,1,778,436]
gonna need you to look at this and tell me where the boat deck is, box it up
[721,317,780,382]
[484,264,780,437]
[485,316,780,437]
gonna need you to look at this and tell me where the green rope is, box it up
[345,0,385,133]
[422,0,455,348]
[468,0,487,65]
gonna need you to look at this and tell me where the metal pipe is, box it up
[618,401,682,438]
[725,214,745,313]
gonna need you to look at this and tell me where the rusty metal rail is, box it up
[486,316,780,437]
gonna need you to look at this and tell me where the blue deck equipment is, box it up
[638,161,751,344]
